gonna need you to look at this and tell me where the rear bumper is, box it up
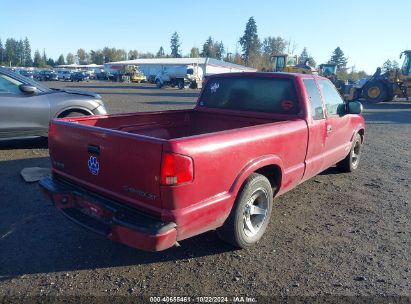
[39,176,177,251]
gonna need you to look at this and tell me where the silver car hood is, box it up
[51,88,101,99]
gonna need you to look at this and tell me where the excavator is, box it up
[272,55,347,96]
[347,50,411,102]
[124,65,146,83]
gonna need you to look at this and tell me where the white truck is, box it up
[155,65,203,89]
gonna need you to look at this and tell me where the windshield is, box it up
[321,65,336,75]
[401,53,411,76]
[273,57,285,72]
[199,76,300,115]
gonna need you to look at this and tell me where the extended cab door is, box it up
[318,79,353,168]
[301,78,328,181]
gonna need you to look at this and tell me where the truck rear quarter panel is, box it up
[160,119,308,240]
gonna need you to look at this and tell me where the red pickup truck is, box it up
[40,72,365,251]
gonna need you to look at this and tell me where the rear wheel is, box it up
[156,79,162,88]
[177,79,184,89]
[217,173,273,248]
[336,133,362,172]
[363,81,388,102]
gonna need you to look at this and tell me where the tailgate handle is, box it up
[87,144,100,155]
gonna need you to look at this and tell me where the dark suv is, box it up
[71,72,90,82]
[36,70,58,81]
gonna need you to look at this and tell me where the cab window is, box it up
[303,79,324,120]
[318,79,344,116]
[0,74,23,95]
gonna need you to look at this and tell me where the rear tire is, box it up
[363,81,388,102]
[156,79,162,88]
[336,133,362,172]
[217,173,273,248]
[177,79,184,90]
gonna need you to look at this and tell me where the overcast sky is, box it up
[1,0,410,73]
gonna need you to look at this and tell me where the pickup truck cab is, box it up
[40,73,365,251]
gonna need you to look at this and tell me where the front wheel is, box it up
[363,81,388,102]
[336,133,362,172]
[217,173,273,248]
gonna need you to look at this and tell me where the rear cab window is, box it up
[199,76,300,115]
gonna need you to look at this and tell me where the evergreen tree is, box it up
[128,50,139,60]
[216,42,225,60]
[66,52,74,64]
[299,47,316,67]
[201,37,224,59]
[46,58,55,67]
[190,47,200,58]
[201,37,216,58]
[57,54,65,65]
[239,17,261,66]
[299,47,308,63]
[23,37,32,66]
[42,49,47,65]
[382,59,392,73]
[33,50,44,67]
[156,46,165,57]
[77,48,87,64]
[16,40,23,66]
[89,50,105,64]
[5,38,16,66]
[329,47,348,72]
[170,32,181,58]
[0,38,3,64]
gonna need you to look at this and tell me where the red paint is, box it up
[41,73,365,251]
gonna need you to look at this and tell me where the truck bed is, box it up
[66,109,284,140]
[49,108,298,216]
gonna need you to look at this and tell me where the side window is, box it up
[319,79,344,116]
[303,79,324,120]
[0,74,23,95]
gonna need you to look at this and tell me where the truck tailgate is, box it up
[48,120,164,213]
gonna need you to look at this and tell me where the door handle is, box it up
[327,125,332,133]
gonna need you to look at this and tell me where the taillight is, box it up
[161,153,194,185]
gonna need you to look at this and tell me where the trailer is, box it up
[104,58,256,87]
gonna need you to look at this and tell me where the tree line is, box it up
[2,17,400,80]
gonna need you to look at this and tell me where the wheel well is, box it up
[58,109,91,118]
[358,129,365,143]
[255,165,282,194]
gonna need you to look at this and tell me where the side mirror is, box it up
[347,101,363,114]
[19,84,38,94]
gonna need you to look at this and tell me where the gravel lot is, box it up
[0,81,410,302]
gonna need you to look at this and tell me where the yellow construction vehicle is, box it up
[318,63,346,97]
[125,65,146,83]
[272,54,316,74]
[348,50,411,102]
